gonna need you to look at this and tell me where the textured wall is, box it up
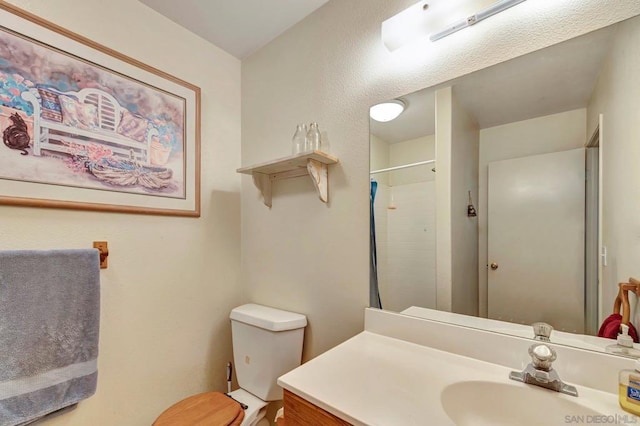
[587,16,640,325]
[1,1,242,424]
[241,0,640,361]
[450,90,479,316]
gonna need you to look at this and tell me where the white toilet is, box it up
[154,303,307,426]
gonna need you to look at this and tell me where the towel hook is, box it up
[93,241,108,269]
[467,190,477,217]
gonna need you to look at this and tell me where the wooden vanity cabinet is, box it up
[280,389,352,426]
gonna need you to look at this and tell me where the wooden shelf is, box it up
[237,150,338,207]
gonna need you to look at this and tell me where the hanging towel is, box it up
[598,313,640,342]
[598,284,640,343]
[0,249,100,426]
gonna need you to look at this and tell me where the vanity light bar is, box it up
[430,0,527,42]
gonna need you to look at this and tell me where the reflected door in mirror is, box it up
[487,148,585,333]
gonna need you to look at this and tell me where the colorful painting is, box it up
[0,4,201,216]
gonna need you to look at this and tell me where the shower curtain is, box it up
[370,180,382,309]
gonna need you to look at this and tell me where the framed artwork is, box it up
[0,3,201,216]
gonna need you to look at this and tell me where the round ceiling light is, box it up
[369,99,406,122]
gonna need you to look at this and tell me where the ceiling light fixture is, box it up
[430,0,527,42]
[381,0,527,51]
[370,99,406,122]
[381,2,431,52]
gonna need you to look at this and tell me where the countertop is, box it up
[278,331,629,426]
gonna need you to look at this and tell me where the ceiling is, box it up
[139,0,329,59]
[370,23,616,144]
[139,1,616,141]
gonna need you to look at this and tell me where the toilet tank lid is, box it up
[230,304,307,331]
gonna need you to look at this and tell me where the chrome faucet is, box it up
[532,322,553,342]
[509,343,578,397]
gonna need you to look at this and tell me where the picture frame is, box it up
[0,3,201,217]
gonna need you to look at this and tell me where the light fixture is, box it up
[381,2,432,52]
[370,99,406,122]
[430,0,527,42]
[381,0,527,51]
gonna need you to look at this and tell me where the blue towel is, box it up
[0,249,100,426]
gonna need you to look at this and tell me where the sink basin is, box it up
[441,381,601,426]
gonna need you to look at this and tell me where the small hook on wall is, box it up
[93,241,109,269]
[467,190,477,217]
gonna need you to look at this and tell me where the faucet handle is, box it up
[532,322,553,341]
[528,343,557,371]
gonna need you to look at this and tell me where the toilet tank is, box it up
[230,304,307,401]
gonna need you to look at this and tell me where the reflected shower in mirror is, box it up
[369,13,640,356]
[370,90,436,313]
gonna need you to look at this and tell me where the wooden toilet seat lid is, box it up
[153,391,244,426]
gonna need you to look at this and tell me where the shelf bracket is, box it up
[252,173,272,207]
[249,160,329,207]
[307,159,329,203]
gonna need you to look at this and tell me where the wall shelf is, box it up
[237,150,339,207]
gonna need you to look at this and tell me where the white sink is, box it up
[441,381,603,426]
[279,311,634,426]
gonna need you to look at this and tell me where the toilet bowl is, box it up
[154,304,307,426]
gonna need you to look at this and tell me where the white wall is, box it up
[241,0,640,361]
[389,135,436,185]
[1,1,241,425]
[477,109,587,316]
[587,16,640,325]
[450,90,479,316]
[370,132,390,186]
[435,87,454,311]
[435,87,480,316]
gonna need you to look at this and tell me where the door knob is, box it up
[490,262,499,270]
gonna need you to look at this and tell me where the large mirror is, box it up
[369,14,640,355]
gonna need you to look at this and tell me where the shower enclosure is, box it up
[370,132,437,312]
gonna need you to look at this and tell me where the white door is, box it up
[487,148,585,333]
